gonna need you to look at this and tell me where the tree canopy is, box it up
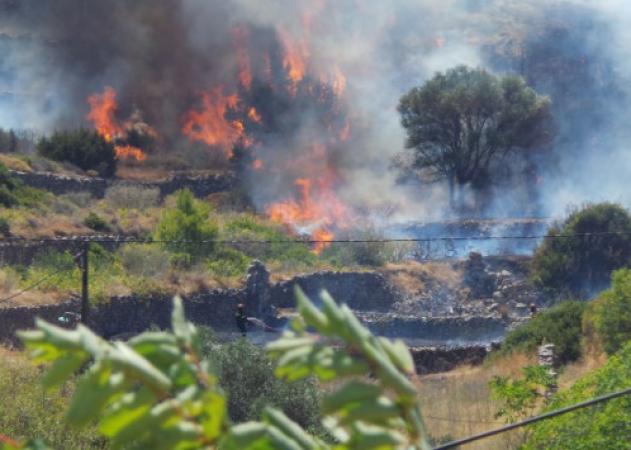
[397,65,554,208]
[531,203,631,299]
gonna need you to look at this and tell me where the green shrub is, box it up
[0,162,46,208]
[199,332,321,430]
[37,129,117,177]
[154,189,218,262]
[531,203,631,299]
[207,246,250,278]
[524,342,631,449]
[591,268,631,355]
[83,212,110,232]
[322,229,388,267]
[499,301,587,364]
[104,184,161,210]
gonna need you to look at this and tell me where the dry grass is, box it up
[0,153,32,172]
[417,352,534,449]
[384,261,463,293]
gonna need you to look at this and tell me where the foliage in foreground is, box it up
[11,289,432,450]
[522,341,631,450]
[499,301,587,364]
[531,202,631,299]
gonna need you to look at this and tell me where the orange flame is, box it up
[252,159,264,170]
[247,107,262,124]
[86,87,122,142]
[232,25,252,90]
[278,29,309,90]
[115,145,147,162]
[266,174,351,254]
[182,87,245,158]
[87,87,148,162]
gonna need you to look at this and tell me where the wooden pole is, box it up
[81,241,89,324]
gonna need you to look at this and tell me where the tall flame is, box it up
[86,87,146,162]
[182,87,245,158]
[87,87,122,142]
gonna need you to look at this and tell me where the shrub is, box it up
[499,301,587,364]
[118,243,170,278]
[154,189,218,262]
[104,183,161,210]
[199,332,321,430]
[591,268,631,355]
[83,212,110,232]
[60,192,93,208]
[37,129,117,177]
[523,341,631,449]
[207,246,250,278]
[531,203,631,298]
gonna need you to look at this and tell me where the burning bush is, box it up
[531,203,631,299]
[37,129,117,177]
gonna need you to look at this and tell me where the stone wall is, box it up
[10,170,236,199]
[270,271,400,311]
[410,345,488,374]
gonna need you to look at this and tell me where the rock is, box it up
[464,252,496,299]
[245,260,271,317]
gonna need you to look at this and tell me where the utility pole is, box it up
[80,241,89,324]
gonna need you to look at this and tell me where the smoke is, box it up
[1,0,630,232]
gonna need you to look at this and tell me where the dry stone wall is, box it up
[10,170,236,199]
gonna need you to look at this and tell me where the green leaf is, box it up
[295,286,329,331]
[171,296,195,346]
[263,407,320,450]
[200,390,226,440]
[322,381,381,414]
[378,338,416,375]
[42,350,88,388]
[66,363,118,426]
[109,341,172,393]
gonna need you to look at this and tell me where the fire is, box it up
[247,107,262,124]
[115,145,147,162]
[252,159,264,170]
[182,87,245,158]
[331,67,347,97]
[278,28,308,87]
[266,175,351,254]
[232,25,252,90]
[86,86,122,142]
[87,87,148,162]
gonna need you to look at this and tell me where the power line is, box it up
[433,386,631,449]
[0,230,630,245]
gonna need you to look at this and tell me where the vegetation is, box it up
[531,203,631,298]
[499,301,587,364]
[83,212,111,232]
[0,162,46,208]
[523,342,631,449]
[590,268,631,355]
[154,189,219,263]
[13,290,433,449]
[37,129,117,177]
[397,65,554,209]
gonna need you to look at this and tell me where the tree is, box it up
[37,129,117,177]
[13,289,433,449]
[397,65,554,209]
[592,268,631,355]
[154,189,219,263]
[531,203,631,299]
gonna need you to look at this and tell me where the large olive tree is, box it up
[397,65,554,209]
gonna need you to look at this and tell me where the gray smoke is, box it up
[0,0,629,229]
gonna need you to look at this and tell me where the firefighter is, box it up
[235,303,249,337]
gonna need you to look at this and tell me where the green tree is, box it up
[592,268,631,355]
[37,129,117,177]
[523,342,631,450]
[154,189,219,263]
[13,289,432,450]
[531,203,631,299]
[499,301,587,364]
[397,65,554,208]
